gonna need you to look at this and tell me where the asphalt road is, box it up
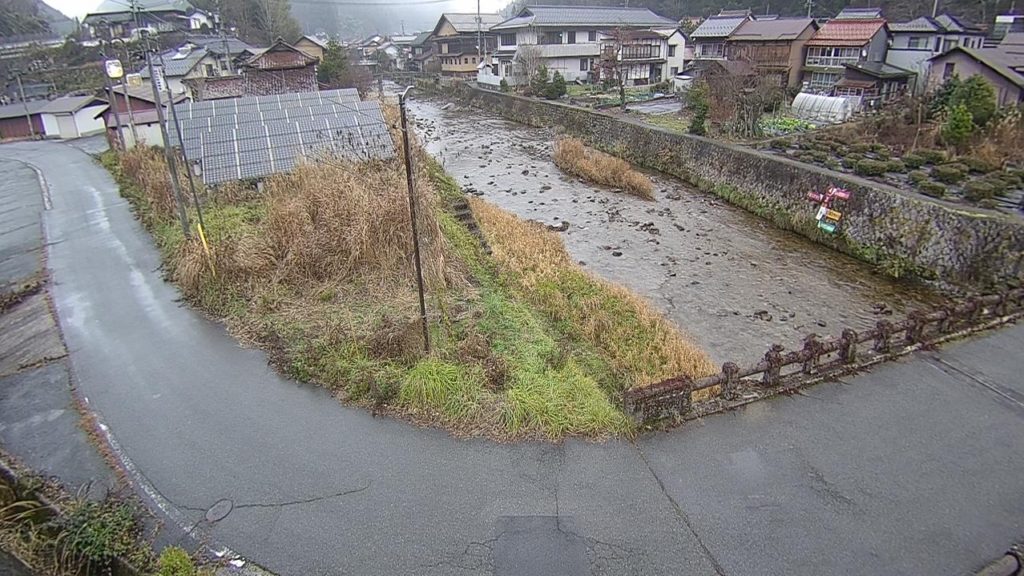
[0,139,1021,576]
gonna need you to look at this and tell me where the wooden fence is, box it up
[624,288,1024,423]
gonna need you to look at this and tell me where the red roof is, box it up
[806,19,885,47]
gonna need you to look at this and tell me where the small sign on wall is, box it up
[808,185,851,235]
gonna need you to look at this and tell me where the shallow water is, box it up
[407,96,939,366]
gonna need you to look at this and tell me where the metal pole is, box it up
[145,43,191,238]
[931,0,940,18]
[118,41,140,146]
[16,74,35,139]
[476,0,482,60]
[159,52,207,236]
[399,87,429,353]
[104,80,125,150]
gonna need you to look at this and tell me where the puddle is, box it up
[408,96,939,366]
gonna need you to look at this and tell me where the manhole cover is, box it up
[205,499,233,523]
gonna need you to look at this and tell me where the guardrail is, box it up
[624,288,1024,423]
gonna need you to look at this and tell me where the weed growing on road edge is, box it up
[101,139,713,439]
[553,137,655,199]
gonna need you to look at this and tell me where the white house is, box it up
[489,5,677,86]
[139,44,226,98]
[38,96,108,139]
[886,14,986,93]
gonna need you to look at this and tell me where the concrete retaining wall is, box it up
[430,81,1024,289]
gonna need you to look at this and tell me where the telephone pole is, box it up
[476,0,482,60]
[398,87,429,353]
[14,73,35,139]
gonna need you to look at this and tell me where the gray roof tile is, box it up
[492,5,675,30]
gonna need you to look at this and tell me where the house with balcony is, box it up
[429,13,503,76]
[690,10,751,62]
[885,14,986,93]
[725,17,817,88]
[489,5,676,86]
[83,0,213,40]
[801,17,888,92]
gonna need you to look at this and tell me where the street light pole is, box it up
[15,73,35,139]
[398,86,429,353]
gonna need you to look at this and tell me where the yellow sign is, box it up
[126,73,144,88]
[826,209,842,221]
[691,385,722,404]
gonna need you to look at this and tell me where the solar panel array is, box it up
[169,89,396,186]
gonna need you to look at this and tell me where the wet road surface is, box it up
[408,97,939,365]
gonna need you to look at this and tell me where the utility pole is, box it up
[805,0,814,18]
[15,73,35,139]
[398,86,429,353]
[476,0,482,60]
[931,0,940,18]
[112,38,140,146]
[143,28,191,238]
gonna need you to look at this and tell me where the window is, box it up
[464,57,469,64]
[805,46,860,67]
[670,66,678,75]
[580,58,589,71]
[502,61,512,76]
[588,31,597,42]
[567,31,576,44]
[667,45,676,57]
[696,42,724,58]
[500,33,516,46]
[941,38,959,52]
[907,36,927,49]
[808,71,840,90]
[540,31,562,45]
[204,63,215,76]
[943,62,955,79]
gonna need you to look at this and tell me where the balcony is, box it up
[621,44,661,60]
[804,55,860,68]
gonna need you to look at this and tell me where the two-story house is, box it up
[408,31,436,72]
[84,0,212,40]
[886,14,986,93]
[430,13,503,76]
[802,16,888,92]
[600,28,686,86]
[725,17,817,88]
[690,10,751,62]
[489,5,676,86]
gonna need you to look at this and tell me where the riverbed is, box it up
[407,96,939,366]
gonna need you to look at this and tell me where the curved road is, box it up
[1,139,1022,576]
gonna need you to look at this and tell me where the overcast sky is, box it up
[43,0,506,21]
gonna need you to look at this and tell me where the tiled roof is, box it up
[492,5,674,30]
[690,14,749,39]
[438,13,504,33]
[112,84,189,105]
[90,0,193,14]
[186,36,259,55]
[806,19,885,47]
[140,47,208,78]
[411,31,432,46]
[0,100,47,120]
[888,17,940,33]
[729,17,815,42]
[834,7,883,19]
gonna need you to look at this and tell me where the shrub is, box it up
[978,198,999,208]
[981,174,1009,195]
[529,65,550,96]
[941,103,975,151]
[885,159,906,173]
[908,170,929,184]
[917,149,948,164]
[687,81,709,136]
[824,158,841,170]
[869,143,891,160]
[919,181,946,198]
[963,181,996,201]
[902,153,925,169]
[158,547,196,576]
[499,78,509,93]
[809,150,829,163]
[769,137,792,150]
[543,71,567,99]
[991,170,1022,189]
[931,164,966,184]
[855,159,889,177]
[962,156,999,173]
[850,143,873,154]
[61,498,139,565]
[951,76,998,127]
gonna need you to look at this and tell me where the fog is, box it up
[290,0,512,38]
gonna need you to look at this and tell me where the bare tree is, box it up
[513,45,542,88]
[599,28,630,111]
[702,59,784,139]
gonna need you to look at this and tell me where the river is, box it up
[407,95,938,365]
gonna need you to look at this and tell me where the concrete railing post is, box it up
[721,362,740,399]
[839,328,858,364]
[873,320,894,353]
[762,344,785,386]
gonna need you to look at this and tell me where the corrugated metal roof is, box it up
[806,19,885,46]
[0,101,47,121]
[729,17,815,42]
[38,96,108,115]
[690,15,749,39]
[492,6,675,30]
[439,13,504,33]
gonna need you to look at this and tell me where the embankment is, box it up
[424,81,1024,289]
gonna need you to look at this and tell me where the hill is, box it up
[0,0,73,38]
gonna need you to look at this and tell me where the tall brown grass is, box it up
[552,137,654,200]
[468,197,715,388]
[118,146,178,221]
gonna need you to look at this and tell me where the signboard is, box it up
[126,73,143,88]
[807,185,851,235]
[104,59,124,80]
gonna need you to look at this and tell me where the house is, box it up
[0,96,109,141]
[83,0,212,40]
[101,84,187,147]
[295,35,328,61]
[489,5,676,85]
[725,17,818,88]
[886,14,986,93]
[802,17,888,92]
[833,7,884,20]
[183,35,261,73]
[37,96,109,139]
[835,61,915,105]
[431,13,503,76]
[408,31,435,72]
[690,10,751,61]
[927,46,1024,106]
[990,13,1024,46]
[184,38,319,100]
[139,45,224,98]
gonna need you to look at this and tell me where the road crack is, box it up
[233,482,373,510]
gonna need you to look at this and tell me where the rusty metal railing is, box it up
[624,288,1024,423]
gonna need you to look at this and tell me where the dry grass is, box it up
[468,197,715,388]
[117,146,180,223]
[552,137,654,200]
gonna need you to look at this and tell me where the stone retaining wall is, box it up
[428,81,1024,289]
